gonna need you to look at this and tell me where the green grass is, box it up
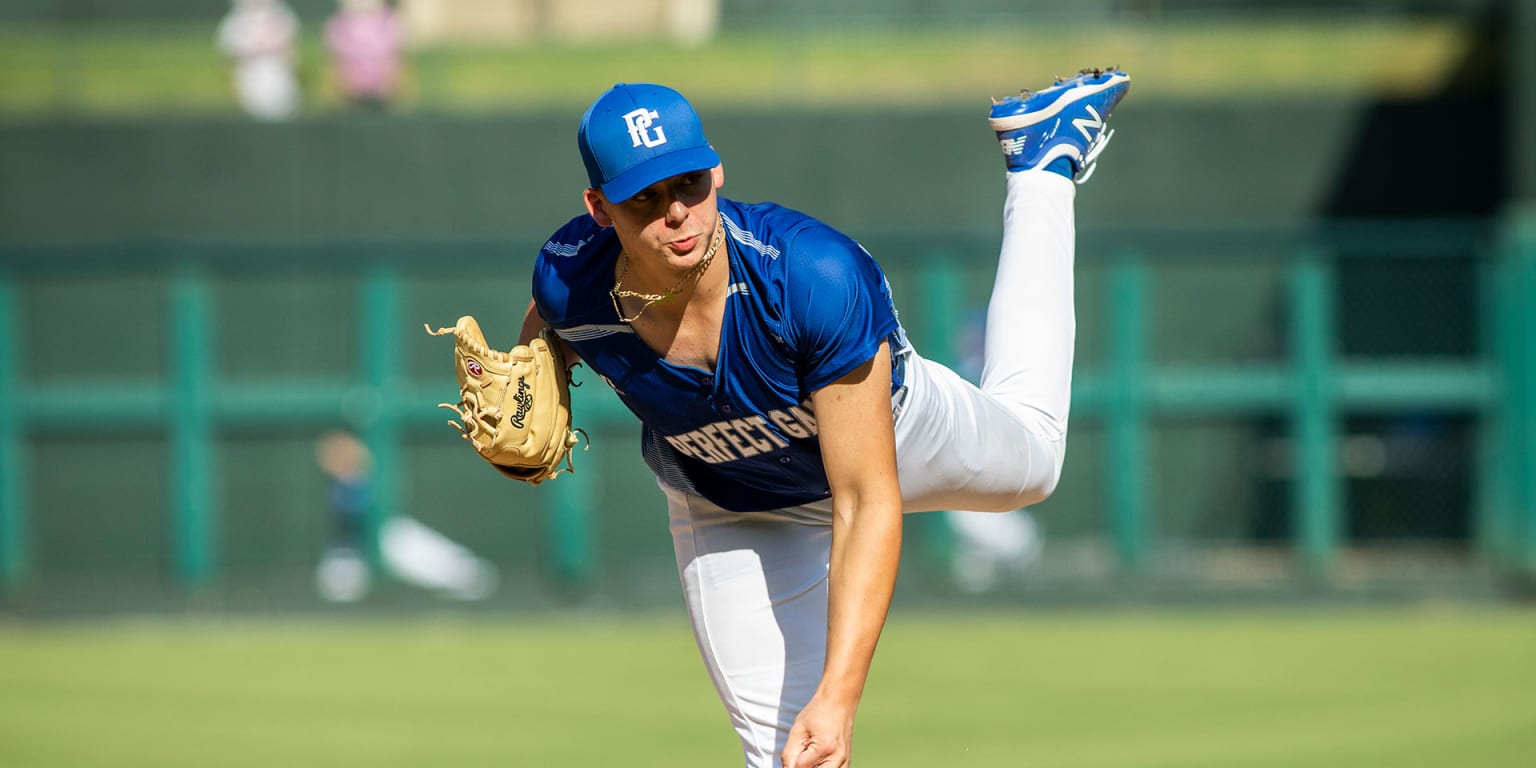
[0,17,1472,117]
[1,608,1533,767]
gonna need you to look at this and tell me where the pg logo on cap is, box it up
[622,108,667,148]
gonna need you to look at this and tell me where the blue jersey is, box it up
[532,197,910,512]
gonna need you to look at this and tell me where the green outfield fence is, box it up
[0,217,1533,607]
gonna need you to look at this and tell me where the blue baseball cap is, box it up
[577,83,721,203]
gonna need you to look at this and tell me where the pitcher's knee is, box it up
[1010,473,1057,510]
[1006,443,1066,510]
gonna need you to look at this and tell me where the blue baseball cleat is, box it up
[989,67,1131,182]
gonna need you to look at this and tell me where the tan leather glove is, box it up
[426,316,583,485]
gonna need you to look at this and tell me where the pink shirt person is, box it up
[324,0,405,104]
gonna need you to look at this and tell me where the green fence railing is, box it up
[0,219,1532,602]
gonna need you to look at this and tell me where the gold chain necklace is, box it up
[610,214,725,324]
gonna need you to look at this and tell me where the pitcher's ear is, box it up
[583,188,612,227]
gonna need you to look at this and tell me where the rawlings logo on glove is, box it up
[508,377,533,428]
[426,316,585,485]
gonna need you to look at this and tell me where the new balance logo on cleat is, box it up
[988,67,1130,182]
[1072,105,1104,141]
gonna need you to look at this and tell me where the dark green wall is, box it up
[0,100,1364,244]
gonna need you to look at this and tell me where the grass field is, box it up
[0,17,1470,116]
[2,608,1533,767]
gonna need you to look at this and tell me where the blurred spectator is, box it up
[325,0,407,111]
[313,430,498,603]
[313,430,374,602]
[948,508,1043,593]
[946,309,1044,592]
[216,0,302,121]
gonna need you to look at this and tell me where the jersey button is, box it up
[720,404,733,414]
[778,457,791,464]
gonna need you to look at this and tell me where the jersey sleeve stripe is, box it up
[722,214,781,260]
[556,323,635,341]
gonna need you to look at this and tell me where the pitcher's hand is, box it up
[780,695,855,768]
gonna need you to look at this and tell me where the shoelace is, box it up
[1076,127,1115,185]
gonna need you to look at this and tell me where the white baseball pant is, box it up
[664,170,1078,766]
